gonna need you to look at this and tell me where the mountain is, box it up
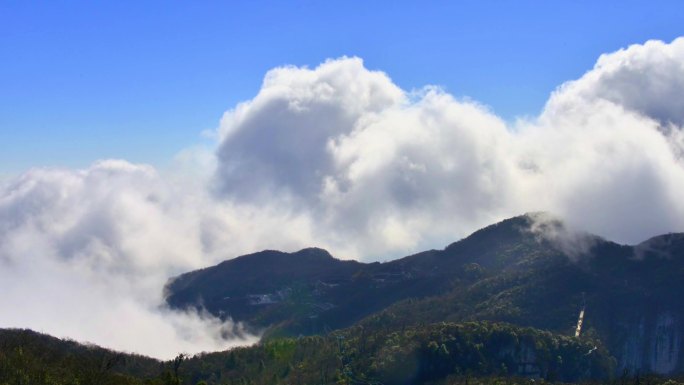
[165,213,684,376]
[165,215,553,335]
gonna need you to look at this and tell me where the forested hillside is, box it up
[166,214,684,375]
[0,322,618,385]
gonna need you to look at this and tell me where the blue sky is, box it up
[1,1,683,175]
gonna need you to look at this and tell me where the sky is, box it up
[2,1,684,174]
[2,1,684,359]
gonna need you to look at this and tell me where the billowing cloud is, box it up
[215,40,684,255]
[0,161,286,359]
[215,58,521,256]
[215,58,405,204]
[2,38,684,358]
[544,38,684,127]
[525,38,684,241]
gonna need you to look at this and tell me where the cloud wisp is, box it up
[2,38,684,358]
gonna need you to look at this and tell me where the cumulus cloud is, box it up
[526,38,684,242]
[544,38,684,127]
[215,58,521,256]
[3,38,684,357]
[215,58,405,205]
[215,40,684,255]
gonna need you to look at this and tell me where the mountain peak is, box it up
[444,213,537,252]
[292,247,334,260]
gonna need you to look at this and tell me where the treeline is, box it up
[1,324,682,385]
[180,321,614,385]
[0,329,158,384]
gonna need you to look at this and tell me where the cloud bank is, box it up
[215,38,684,254]
[2,37,684,358]
[0,161,262,359]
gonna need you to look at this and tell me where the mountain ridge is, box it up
[165,213,684,375]
[165,214,543,333]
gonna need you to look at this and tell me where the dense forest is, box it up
[1,321,681,385]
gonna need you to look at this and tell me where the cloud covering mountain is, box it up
[1,38,684,358]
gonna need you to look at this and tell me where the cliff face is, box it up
[619,313,682,375]
[651,313,681,374]
[499,343,541,378]
[595,234,684,375]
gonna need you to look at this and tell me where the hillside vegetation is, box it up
[166,214,684,375]
[1,322,617,385]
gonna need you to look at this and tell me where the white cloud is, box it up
[523,38,684,242]
[3,38,684,358]
[544,38,684,127]
[215,59,521,256]
[0,161,300,359]
[215,57,404,205]
[214,39,684,254]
